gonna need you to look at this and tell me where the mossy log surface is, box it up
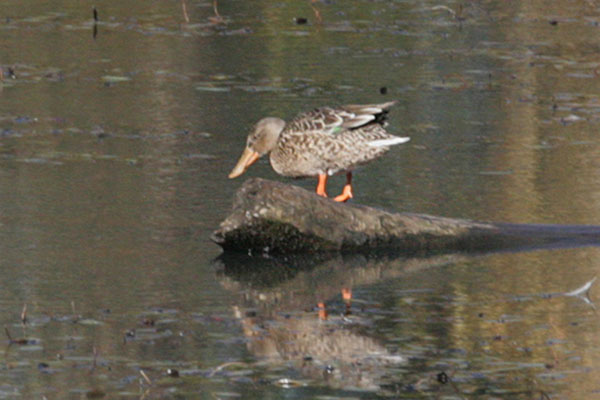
[212,178,600,255]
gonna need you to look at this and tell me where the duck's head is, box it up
[228,117,286,179]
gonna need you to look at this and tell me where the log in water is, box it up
[212,178,600,255]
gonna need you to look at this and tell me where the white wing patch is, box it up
[367,137,410,147]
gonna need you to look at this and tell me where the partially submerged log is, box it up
[212,178,600,255]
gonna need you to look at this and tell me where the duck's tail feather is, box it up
[342,101,398,129]
[367,136,410,147]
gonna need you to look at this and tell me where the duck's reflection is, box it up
[215,252,467,390]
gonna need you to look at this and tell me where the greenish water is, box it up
[1,0,600,398]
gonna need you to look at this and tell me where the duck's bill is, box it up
[228,148,260,179]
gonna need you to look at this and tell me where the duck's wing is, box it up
[285,101,397,135]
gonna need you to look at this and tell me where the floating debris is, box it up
[86,388,106,399]
[21,304,27,324]
[77,319,104,326]
[140,369,152,385]
[195,85,230,92]
[208,361,249,377]
[213,392,242,398]
[181,0,190,23]
[5,327,37,346]
[427,5,456,17]
[564,277,596,297]
[37,362,50,370]
[560,114,583,124]
[563,277,596,306]
[275,378,305,388]
[437,371,449,384]
[101,75,132,83]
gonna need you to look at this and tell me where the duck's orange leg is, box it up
[333,172,353,202]
[316,174,328,197]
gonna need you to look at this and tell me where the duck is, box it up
[228,101,409,202]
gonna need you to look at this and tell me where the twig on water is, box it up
[310,0,322,24]
[540,390,552,399]
[5,327,28,345]
[443,73,470,92]
[92,6,99,39]
[70,300,81,322]
[426,4,465,23]
[181,0,190,23]
[428,5,456,16]
[140,369,153,385]
[139,388,151,400]
[208,361,249,377]
[89,346,98,374]
[4,327,12,342]
[543,276,598,308]
[564,277,596,298]
[20,304,27,325]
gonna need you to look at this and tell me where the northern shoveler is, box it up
[228,101,409,202]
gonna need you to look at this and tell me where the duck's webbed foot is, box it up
[333,172,353,202]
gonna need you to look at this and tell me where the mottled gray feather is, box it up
[268,101,406,178]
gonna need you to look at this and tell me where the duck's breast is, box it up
[270,131,334,177]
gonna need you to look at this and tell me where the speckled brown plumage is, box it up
[229,101,409,202]
[270,101,406,177]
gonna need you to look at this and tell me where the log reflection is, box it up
[216,252,467,390]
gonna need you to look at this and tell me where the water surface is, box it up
[1,0,600,398]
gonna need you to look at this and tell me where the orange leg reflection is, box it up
[342,287,352,315]
[317,302,328,320]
